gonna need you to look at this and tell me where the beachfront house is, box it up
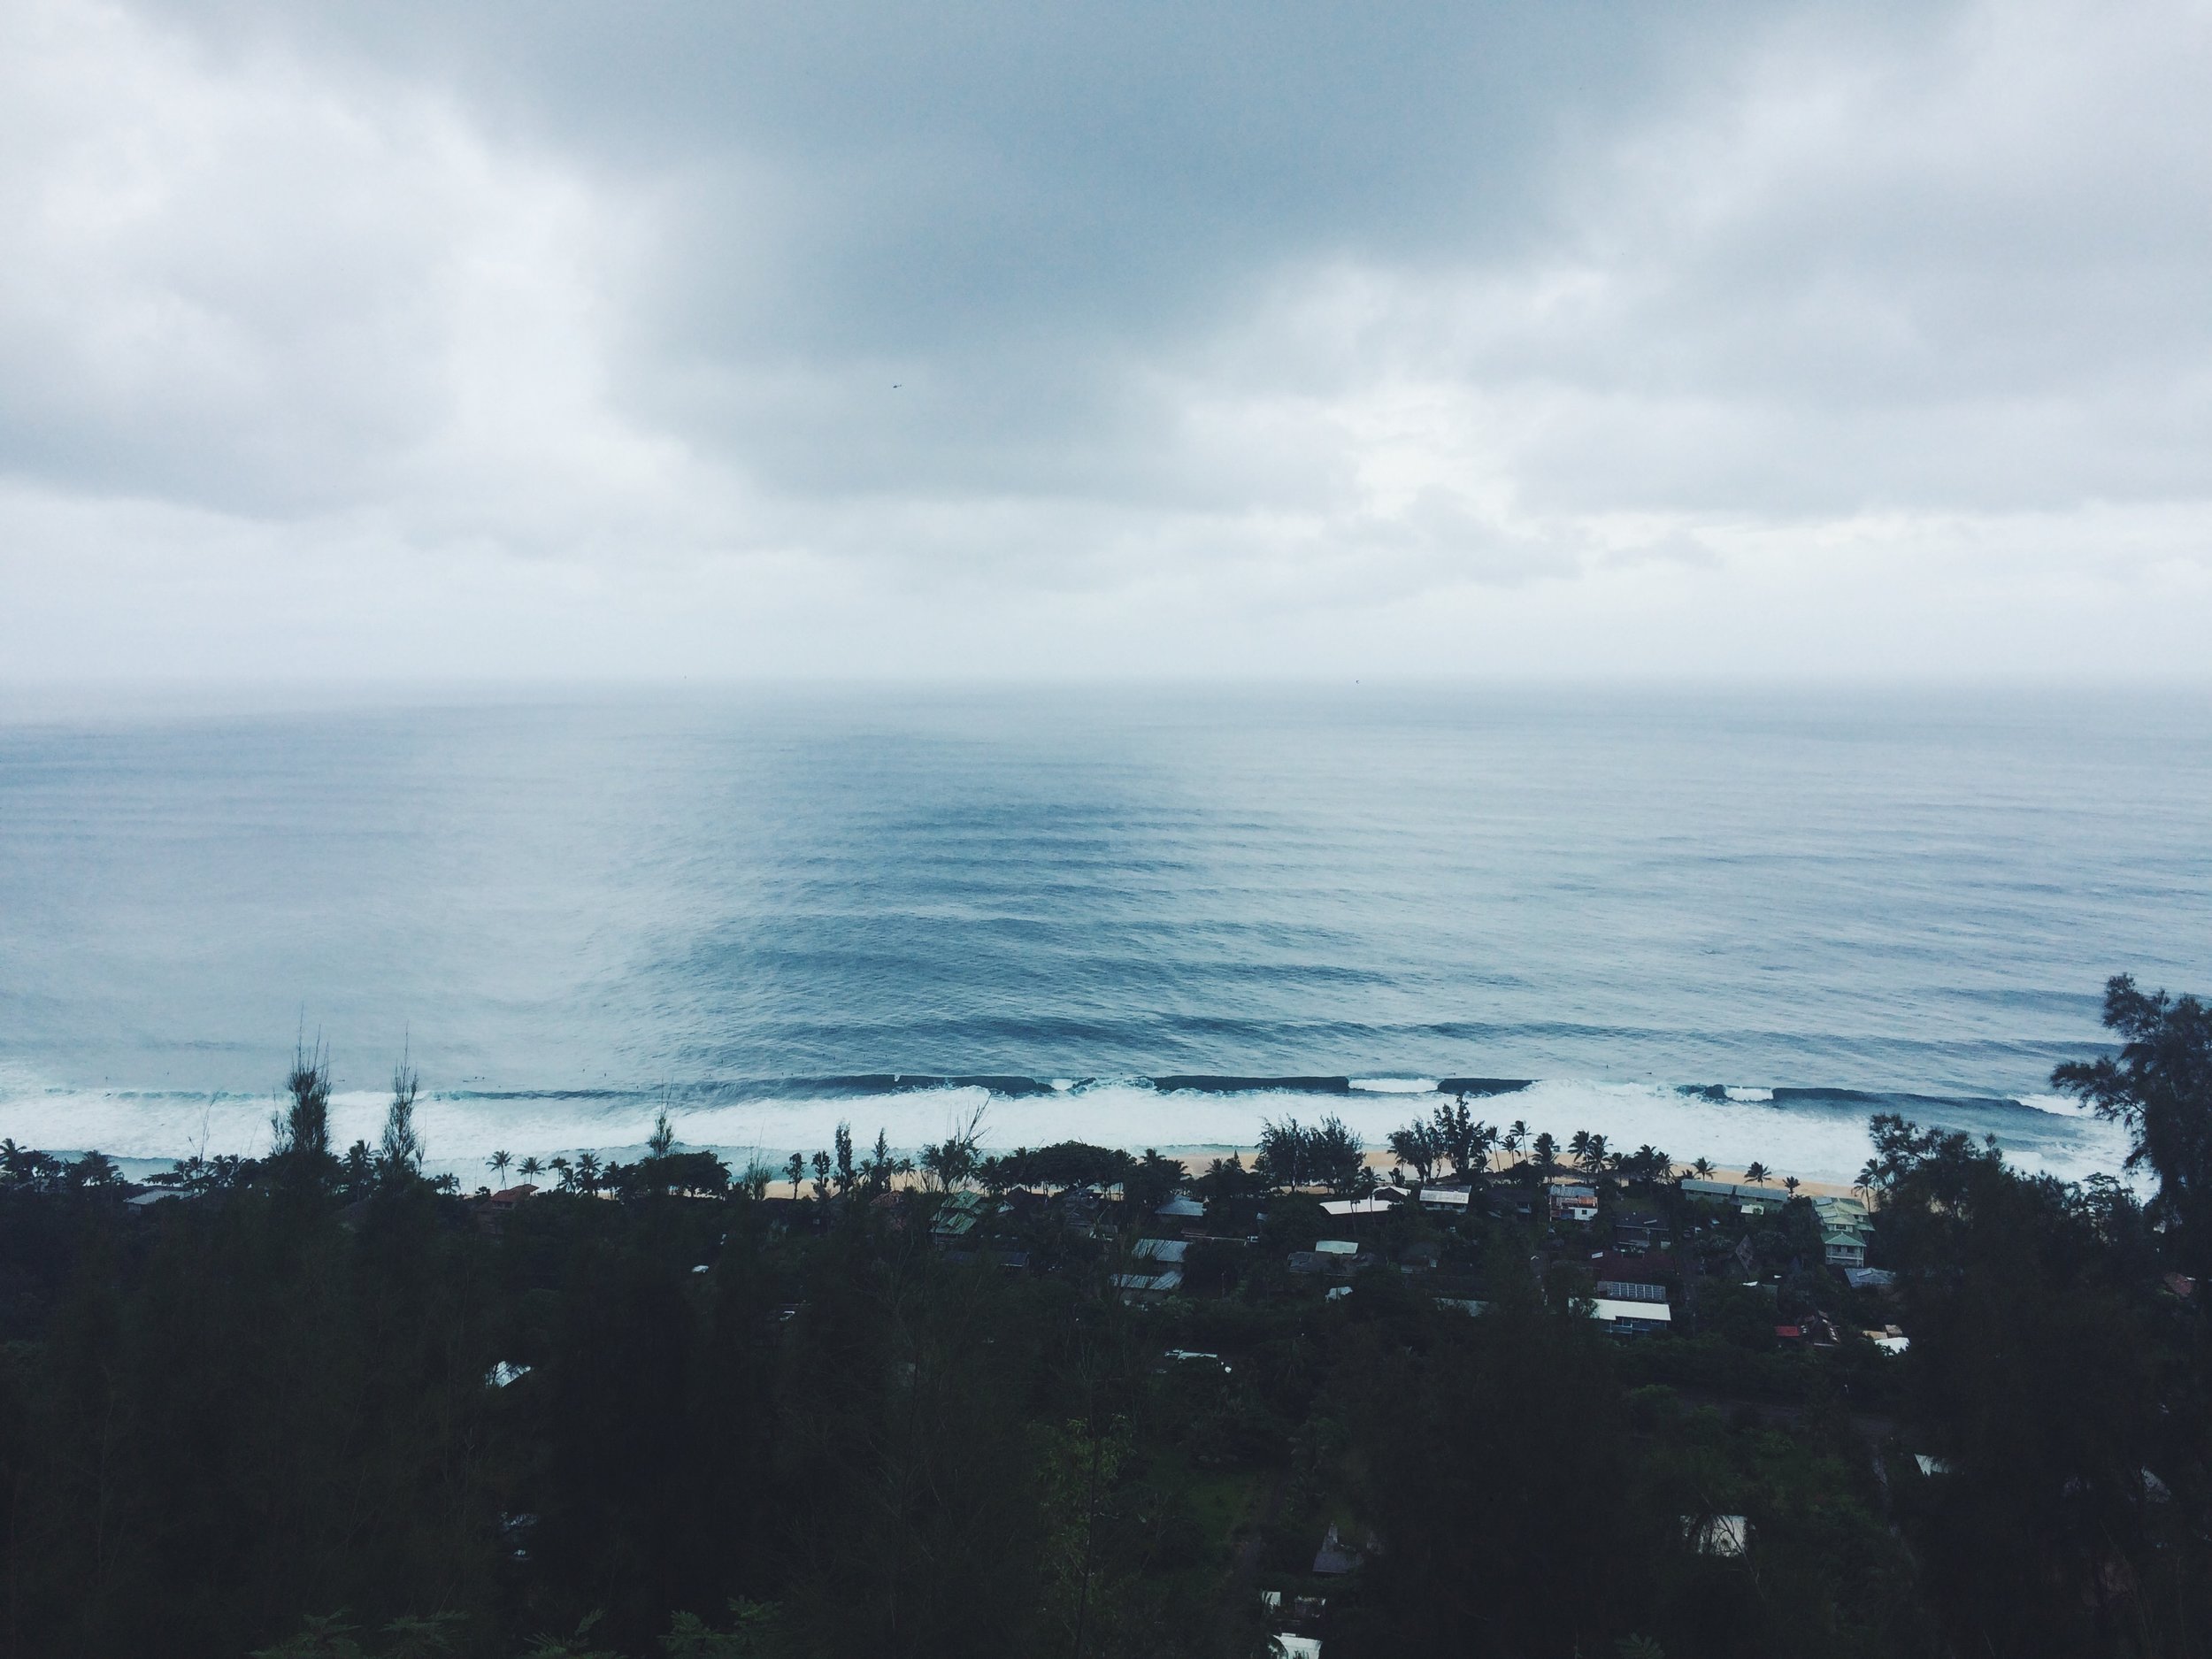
[1824,1230,1868,1268]
[1546,1177,1599,1224]
[1132,1237,1188,1265]
[1679,1178,1781,1213]
[1156,1194,1206,1221]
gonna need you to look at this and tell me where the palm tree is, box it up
[488,1149,512,1183]
[1742,1161,1770,1187]
[1583,1133,1609,1177]
[1532,1132,1558,1178]
[518,1155,542,1180]
[549,1155,574,1193]
[1691,1156,1714,1180]
[786,1152,806,1198]
[1503,1120,1527,1163]
[575,1151,602,1194]
[1568,1129,1593,1171]
[1471,1119,1500,1177]
[1783,1174,1801,1199]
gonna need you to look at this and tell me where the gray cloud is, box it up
[0,0,2207,679]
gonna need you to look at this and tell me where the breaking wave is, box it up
[0,1068,2135,1188]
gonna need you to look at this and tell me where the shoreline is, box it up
[1167,1147,1864,1201]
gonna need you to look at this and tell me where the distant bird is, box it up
[893,383,902,389]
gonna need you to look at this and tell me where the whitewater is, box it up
[2,684,2203,1186]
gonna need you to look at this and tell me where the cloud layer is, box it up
[3,0,2208,680]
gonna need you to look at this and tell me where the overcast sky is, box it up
[3,0,2208,681]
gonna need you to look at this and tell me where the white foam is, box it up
[2016,1093,2089,1118]
[1724,1087,1775,1103]
[1350,1077,1440,1094]
[0,1071,2139,1190]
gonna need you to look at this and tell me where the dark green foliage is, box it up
[978,1141,1134,1193]
[8,980,2212,1656]
[1255,1117,1367,1195]
[1865,1110,2212,1656]
[2055,974,2212,1273]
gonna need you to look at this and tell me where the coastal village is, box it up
[444,1114,1917,1659]
[8,1041,2208,1659]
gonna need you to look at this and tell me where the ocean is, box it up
[3,683,2207,1185]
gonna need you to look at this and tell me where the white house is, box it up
[1823,1231,1867,1268]
[1588,1298,1672,1333]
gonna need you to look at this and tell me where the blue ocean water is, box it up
[2,684,2207,1182]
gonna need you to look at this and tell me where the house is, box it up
[1271,1638,1322,1659]
[1844,1266,1895,1290]
[932,1189,989,1241]
[1131,1237,1187,1264]
[1316,1239,1358,1256]
[1823,1231,1867,1268]
[1548,1179,1598,1224]
[1319,1196,1398,1219]
[1587,1250,1677,1303]
[1588,1298,1672,1333]
[488,1183,539,1209]
[1417,1186,1471,1211]
[1613,1210,1668,1249]
[1679,1179,1780,1212]
[1110,1269,1183,1297]
[1156,1194,1206,1220]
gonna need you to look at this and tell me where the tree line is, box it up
[0,975,2206,1656]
